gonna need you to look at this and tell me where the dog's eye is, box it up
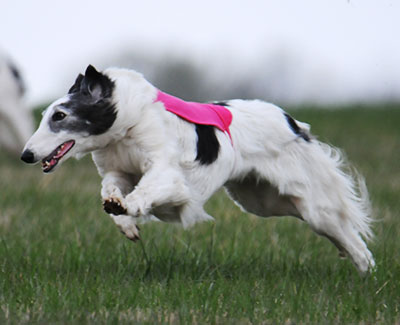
[52,112,67,121]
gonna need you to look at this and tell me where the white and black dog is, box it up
[0,53,34,154]
[21,65,375,273]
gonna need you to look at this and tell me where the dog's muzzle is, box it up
[21,149,36,164]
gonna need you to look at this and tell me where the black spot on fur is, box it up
[50,65,117,135]
[7,61,25,95]
[195,124,220,165]
[284,113,310,142]
[61,99,117,135]
[213,101,230,107]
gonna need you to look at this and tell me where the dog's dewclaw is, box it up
[103,198,127,215]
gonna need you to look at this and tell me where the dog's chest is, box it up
[93,141,149,177]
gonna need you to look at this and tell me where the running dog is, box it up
[21,65,375,273]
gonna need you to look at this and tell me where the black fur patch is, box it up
[284,113,310,142]
[50,65,117,135]
[213,101,230,107]
[7,61,25,95]
[195,124,220,165]
[68,74,84,94]
[60,97,117,135]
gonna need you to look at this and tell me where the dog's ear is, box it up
[68,73,84,94]
[81,65,114,102]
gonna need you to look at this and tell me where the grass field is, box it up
[0,105,399,323]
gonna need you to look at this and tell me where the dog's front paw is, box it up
[120,224,141,242]
[110,215,141,242]
[126,196,148,217]
[101,183,123,201]
[103,197,127,215]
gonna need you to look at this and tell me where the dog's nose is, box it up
[21,149,35,163]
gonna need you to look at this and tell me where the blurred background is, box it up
[1,0,399,107]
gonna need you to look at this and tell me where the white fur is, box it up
[0,53,34,154]
[23,67,375,273]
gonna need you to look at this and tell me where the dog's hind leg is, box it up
[275,140,375,273]
[295,201,375,273]
[226,175,375,273]
[229,138,375,273]
[290,143,375,273]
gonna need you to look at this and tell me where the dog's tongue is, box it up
[54,141,74,159]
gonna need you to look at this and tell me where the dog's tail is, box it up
[318,142,374,241]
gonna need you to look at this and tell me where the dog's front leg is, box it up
[101,171,129,214]
[101,172,140,241]
[124,166,189,218]
[109,214,141,242]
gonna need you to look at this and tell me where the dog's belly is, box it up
[151,204,183,223]
[225,174,301,219]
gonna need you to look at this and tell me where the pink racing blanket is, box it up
[155,90,233,142]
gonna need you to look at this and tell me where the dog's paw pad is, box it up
[103,198,127,215]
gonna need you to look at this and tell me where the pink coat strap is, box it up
[155,90,233,143]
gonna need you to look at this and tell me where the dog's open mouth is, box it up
[41,140,75,173]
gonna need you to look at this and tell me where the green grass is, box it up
[1,105,399,323]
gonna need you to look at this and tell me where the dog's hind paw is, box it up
[103,197,127,215]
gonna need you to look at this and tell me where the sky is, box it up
[1,0,399,105]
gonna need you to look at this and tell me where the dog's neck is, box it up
[101,68,158,142]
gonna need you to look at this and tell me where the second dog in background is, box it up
[0,52,34,154]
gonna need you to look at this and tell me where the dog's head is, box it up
[21,65,117,173]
